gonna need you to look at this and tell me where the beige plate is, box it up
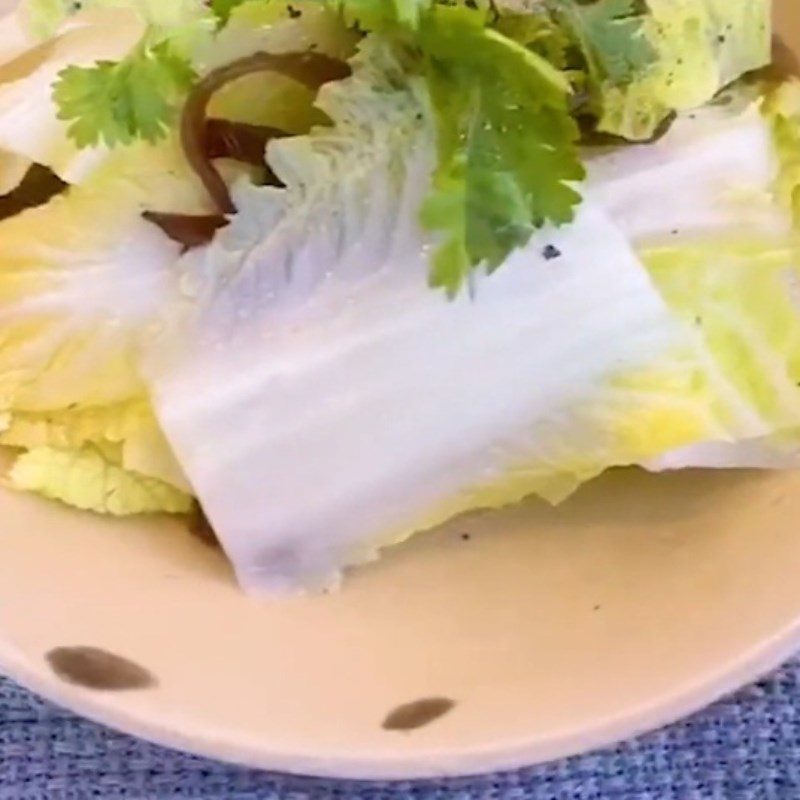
[2,3,800,782]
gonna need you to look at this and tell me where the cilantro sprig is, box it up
[54,43,196,148]
[326,2,586,293]
[415,5,585,294]
[333,0,432,31]
[209,0,248,26]
[49,0,215,148]
[546,0,655,87]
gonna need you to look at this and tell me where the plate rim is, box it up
[2,614,800,780]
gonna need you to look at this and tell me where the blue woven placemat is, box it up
[2,663,800,800]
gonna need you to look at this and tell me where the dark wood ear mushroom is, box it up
[144,51,351,250]
[0,165,67,221]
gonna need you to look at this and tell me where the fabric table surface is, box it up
[3,659,800,800]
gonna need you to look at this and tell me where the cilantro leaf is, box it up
[54,43,196,148]
[46,1,214,149]
[546,0,655,86]
[209,0,248,25]
[392,0,431,28]
[420,6,584,294]
[495,8,573,70]
[332,0,433,31]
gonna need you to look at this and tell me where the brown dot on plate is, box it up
[382,697,456,731]
[45,647,156,691]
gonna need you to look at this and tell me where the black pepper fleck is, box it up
[542,244,562,261]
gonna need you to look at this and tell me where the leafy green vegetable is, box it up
[0,137,208,414]
[1,399,193,495]
[209,0,247,26]
[0,400,153,450]
[547,0,655,86]
[645,241,800,431]
[597,0,771,140]
[47,0,215,147]
[7,445,192,515]
[495,7,572,70]
[3,0,795,591]
[0,135,201,512]
[143,184,750,590]
[209,0,586,293]
[54,43,195,147]
[30,0,705,295]
[419,5,583,293]
[0,5,147,182]
[392,0,429,28]
[333,0,431,31]
[141,42,795,591]
[593,99,800,473]
[588,96,782,245]
[763,79,800,228]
